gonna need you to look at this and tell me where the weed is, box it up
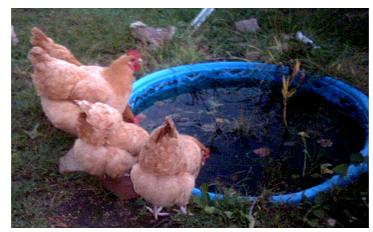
[298,131,310,177]
[281,60,305,128]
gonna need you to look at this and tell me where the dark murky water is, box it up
[139,81,365,196]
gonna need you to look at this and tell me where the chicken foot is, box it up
[173,206,188,215]
[146,206,169,220]
[180,206,187,215]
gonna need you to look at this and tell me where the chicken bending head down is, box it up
[59,100,149,179]
[130,116,210,220]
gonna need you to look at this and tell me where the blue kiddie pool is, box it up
[129,61,368,204]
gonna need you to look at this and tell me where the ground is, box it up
[11,9,368,227]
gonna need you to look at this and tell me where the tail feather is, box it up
[30,27,52,47]
[30,27,82,66]
[153,116,177,143]
[28,46,50,64]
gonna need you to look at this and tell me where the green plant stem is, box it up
[300,136,309,177]
[283,99,288,128]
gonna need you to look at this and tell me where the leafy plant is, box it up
[179,183,257,227]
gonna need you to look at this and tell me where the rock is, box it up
[130,21,176,50]
[252,147,271,157]
[295,31,320,49]
[12,25,19,46]
[235,18,260,33]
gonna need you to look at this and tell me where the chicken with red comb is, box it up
[28,28,143,135]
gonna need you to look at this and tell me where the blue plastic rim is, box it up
[129,61,369,204]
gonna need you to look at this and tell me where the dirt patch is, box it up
[57,187,158,227]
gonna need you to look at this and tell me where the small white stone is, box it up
[235,18,260,33]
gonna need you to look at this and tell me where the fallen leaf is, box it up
[327,218,337,227]
[23,123,40,139]
[55,222,69,228]
[320,163,334,174]
[200,123,216,132]
[252,147,271,157]
[224,211,233,219]
[204,206,216,214]
[317,139,333,148]
[48,216,69,228]
[231,175,239,182]
[298,131,310,138]
[207,99,223,108]
[215,117,224,124]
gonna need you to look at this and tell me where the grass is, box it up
[11,9,368,227]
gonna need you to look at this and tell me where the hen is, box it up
[130,116,210,219]
[28,29,142,134]
[59,100,149,178]
[130,21,175,50]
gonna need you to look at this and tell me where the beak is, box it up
[138,58,143,64]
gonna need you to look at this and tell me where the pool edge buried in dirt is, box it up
[129,61,369,204]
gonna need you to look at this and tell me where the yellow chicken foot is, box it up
[146,206,169,220]
[180,206,187,215]
[173,206,188,215]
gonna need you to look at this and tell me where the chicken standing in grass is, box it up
[130,117,210,219]
[28,28,142,135]
[59,100,149,178]
[130,21,176,50]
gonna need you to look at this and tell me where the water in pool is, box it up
[138,81,365,196]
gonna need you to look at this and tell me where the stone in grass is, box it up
[130,21,176,50]
[12,25,19,46]
[235,18,260,33]
[252,147,271,157]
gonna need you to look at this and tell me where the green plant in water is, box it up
[298,131,310,177]
[281,60,305,128]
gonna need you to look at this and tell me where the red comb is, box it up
[127,49,140,57]
[126,49,142,72]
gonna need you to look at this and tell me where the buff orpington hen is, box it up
[59,100,149,178]
[130,117,210,220]
[30,27,140,124]
[28,29,142,135]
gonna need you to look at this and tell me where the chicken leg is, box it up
[179,206,187,215]
[146,206,169,220]
[173,206,188,215]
